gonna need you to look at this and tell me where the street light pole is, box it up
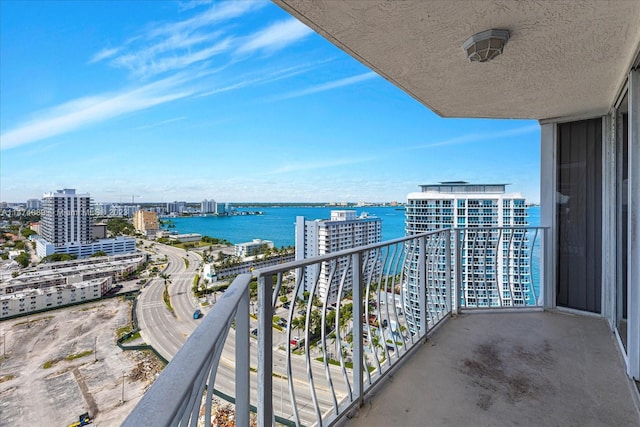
[122,371,125,403]
[94,336,97,362]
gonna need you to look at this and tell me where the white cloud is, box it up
[274,71,378,100]
[0,75,197,150]
[408,123,540,150]
[236,18,313,55]
[90,1,267,78]
[135,116,187,130]
[89,47,122,64]
[177,0,215,12]
[197,60,330,97]
[113,37,233,77]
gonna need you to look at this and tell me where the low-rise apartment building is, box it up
[0,276,112,318]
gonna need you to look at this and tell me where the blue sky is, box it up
[0,0,540,204]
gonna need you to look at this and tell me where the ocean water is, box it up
[165,207,407,247]
[169,205,542,302]
[166,206,540,247]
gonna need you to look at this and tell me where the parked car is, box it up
[251,328,258,337]
[290,336,300,346]
[193,309,203,319]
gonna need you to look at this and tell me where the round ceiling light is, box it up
[462,29,510,63]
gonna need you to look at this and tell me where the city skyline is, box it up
[1,1,541,203]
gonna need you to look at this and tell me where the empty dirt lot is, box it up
[0,298,163,426]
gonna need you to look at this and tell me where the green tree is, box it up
[20,228,37,238]
[90,251,108,257]
[106,218,135,236]
[15,252,30,268]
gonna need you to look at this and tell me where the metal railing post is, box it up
[236,287,250,427]
[444,229,452,315]
[257,273,273,426]
[454,229,461,314]
[418,236,427,334]
[352,252,364,407]
[542,226,550,309]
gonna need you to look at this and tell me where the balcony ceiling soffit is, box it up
[274,0,640,120]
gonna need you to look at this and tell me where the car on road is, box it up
[251,328,258,337]
[290,336,300,346]
[193,309,203,319]
[277,318,287,327]
[283,302,291,309]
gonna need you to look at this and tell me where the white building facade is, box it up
[40,189,93,246]
[404,182,530,330]
[235,239,274,258]
[0,277,112,319]
[36,189,135,258]
[201,199,216,214]
[295,210,382,302]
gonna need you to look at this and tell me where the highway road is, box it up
[136,243,348,425]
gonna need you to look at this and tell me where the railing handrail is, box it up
[253,229,447,277]
[122,273,253,427]
[126,225,548,426]
[253,226,548,278]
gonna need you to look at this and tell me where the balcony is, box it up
[124,227,639,426]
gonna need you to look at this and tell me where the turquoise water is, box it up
[166,206,540,247]
[165,206,408,247]
[169,205,541,303]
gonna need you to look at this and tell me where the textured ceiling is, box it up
[274,0,640,120]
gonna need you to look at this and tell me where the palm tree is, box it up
[160,273,172,288]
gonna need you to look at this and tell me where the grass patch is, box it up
[43,358,62,369]
[0,374,15,383]
[183,257,190,269]
[163,285,174,313]
[121,331,142,343]
[201,301,210,306]
[65,350,93,361]
[14,315,53,327]
[315,357,375,372]
[116,324,134,338]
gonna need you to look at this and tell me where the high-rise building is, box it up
[26,199,41,210]
[295,210,382,302]
[167,201,186,215]
[404,182,530,330]
[201,199,216,214]
[133,210,159,236]
[36,189,135,258]
[40,189,93,246]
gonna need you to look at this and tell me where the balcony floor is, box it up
[346,311,640,427]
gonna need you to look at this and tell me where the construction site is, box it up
[0,297,163,426]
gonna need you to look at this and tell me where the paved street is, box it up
[135,242,347,425]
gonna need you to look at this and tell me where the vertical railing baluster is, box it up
[352,251,364,408]
[444,229,452,316]
[235,287,250,427]
[418,236,427,335]
[453,229,461,314]
[257,273,273,426]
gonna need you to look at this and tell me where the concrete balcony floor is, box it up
[346,311,640,427]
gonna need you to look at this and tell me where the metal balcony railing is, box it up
[124,226,546,427]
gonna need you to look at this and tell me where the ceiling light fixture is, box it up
[463,29,510,63]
